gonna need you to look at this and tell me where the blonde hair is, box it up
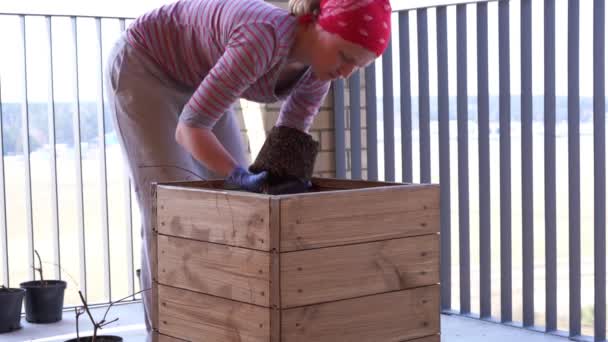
[288,0,321,16]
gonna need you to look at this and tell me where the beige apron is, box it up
[105,34,248,339]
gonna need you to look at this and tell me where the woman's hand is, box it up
[224,167,268,193]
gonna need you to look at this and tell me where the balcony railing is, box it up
[1,0,606,340]
[0,13,137,308]
[334,0,607,340]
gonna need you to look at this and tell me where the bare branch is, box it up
[34,250,44,282]
[99,317,119,328]
[100,288,150,324]
[74,307,85,341]
[77,290,97,329]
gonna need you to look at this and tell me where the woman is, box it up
[105,0,391,337]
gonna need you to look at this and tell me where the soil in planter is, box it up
[64,336,123,342]
[0,287,26,333]
[20,280,67,323]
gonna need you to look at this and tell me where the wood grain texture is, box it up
[269,198,281,342]
[158,285,271,342]
[157,235,271,306]
[281,285,440,342]
[311,177,401,190]
[281,234,439,307]
[155,331,189,341]
[156,186,270,251]
[151,184,159,330]
[157,180,225,189]
[280,185,440,251]
[408,335,441,342]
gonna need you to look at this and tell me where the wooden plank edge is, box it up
[280,232,441,254]
[270,197,281,342]
[154,331,191,342]
[406,333,441,342]
[151,183,159,332]
[156,183,271,199]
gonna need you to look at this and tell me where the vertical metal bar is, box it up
[520,0,534,328]
[477,1,491,320]
[0,74,8,286]
[46,16,61,281]
[456,4,470,315]
[399,11,413,183]
[417,9,431,184]
[567,0,581,336]
[71,16,87,298]
[333,79,346,178]
[19,15,35,280]
[544,0,557,332]
[95,17,111,301]
[349,71,361,180]
[436,6,451,311]
[498,0,512,323]
[118,18,135,298]
[593,0,606,339]
[382,39,395,182]
[365,62,378,181]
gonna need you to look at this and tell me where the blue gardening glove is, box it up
[224,166,268,193]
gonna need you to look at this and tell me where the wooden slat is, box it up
[156,186,270,251]
[157,235,271,306]
[159,285,270,342]
[155,332,189,341]
[281,234,439,307]
[281,185,440,251]
[159,179,225,189]
[269,198,281,342]
[311,177,401,190]
[151,185,159,330]
[408,335,440,342]
[281,285,439,342]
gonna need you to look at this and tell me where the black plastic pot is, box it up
[64,336,123,342]
[20,280,67,323]
[0,287,25,333]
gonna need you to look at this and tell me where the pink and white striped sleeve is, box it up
[180,22,277,128]
[277,75,331,132]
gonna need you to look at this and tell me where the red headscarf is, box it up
[299,0,392,57]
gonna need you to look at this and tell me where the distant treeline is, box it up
[0,95,599,154]
[0,102,114,154]
[378,95,595,123]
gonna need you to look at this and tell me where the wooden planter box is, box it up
[151,178,440,342]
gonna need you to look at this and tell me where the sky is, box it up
[0,0,602,103]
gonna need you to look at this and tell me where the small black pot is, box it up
[0,287,25,333]
[64,336,123,342]
[20,280,67,323]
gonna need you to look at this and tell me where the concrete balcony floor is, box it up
[2,303,568,342]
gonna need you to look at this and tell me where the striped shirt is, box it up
[125,0,330,131]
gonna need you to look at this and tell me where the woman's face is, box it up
[308,24,377,82]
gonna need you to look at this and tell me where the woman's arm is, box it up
[175,122,238,177]
[276,74,330,132]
